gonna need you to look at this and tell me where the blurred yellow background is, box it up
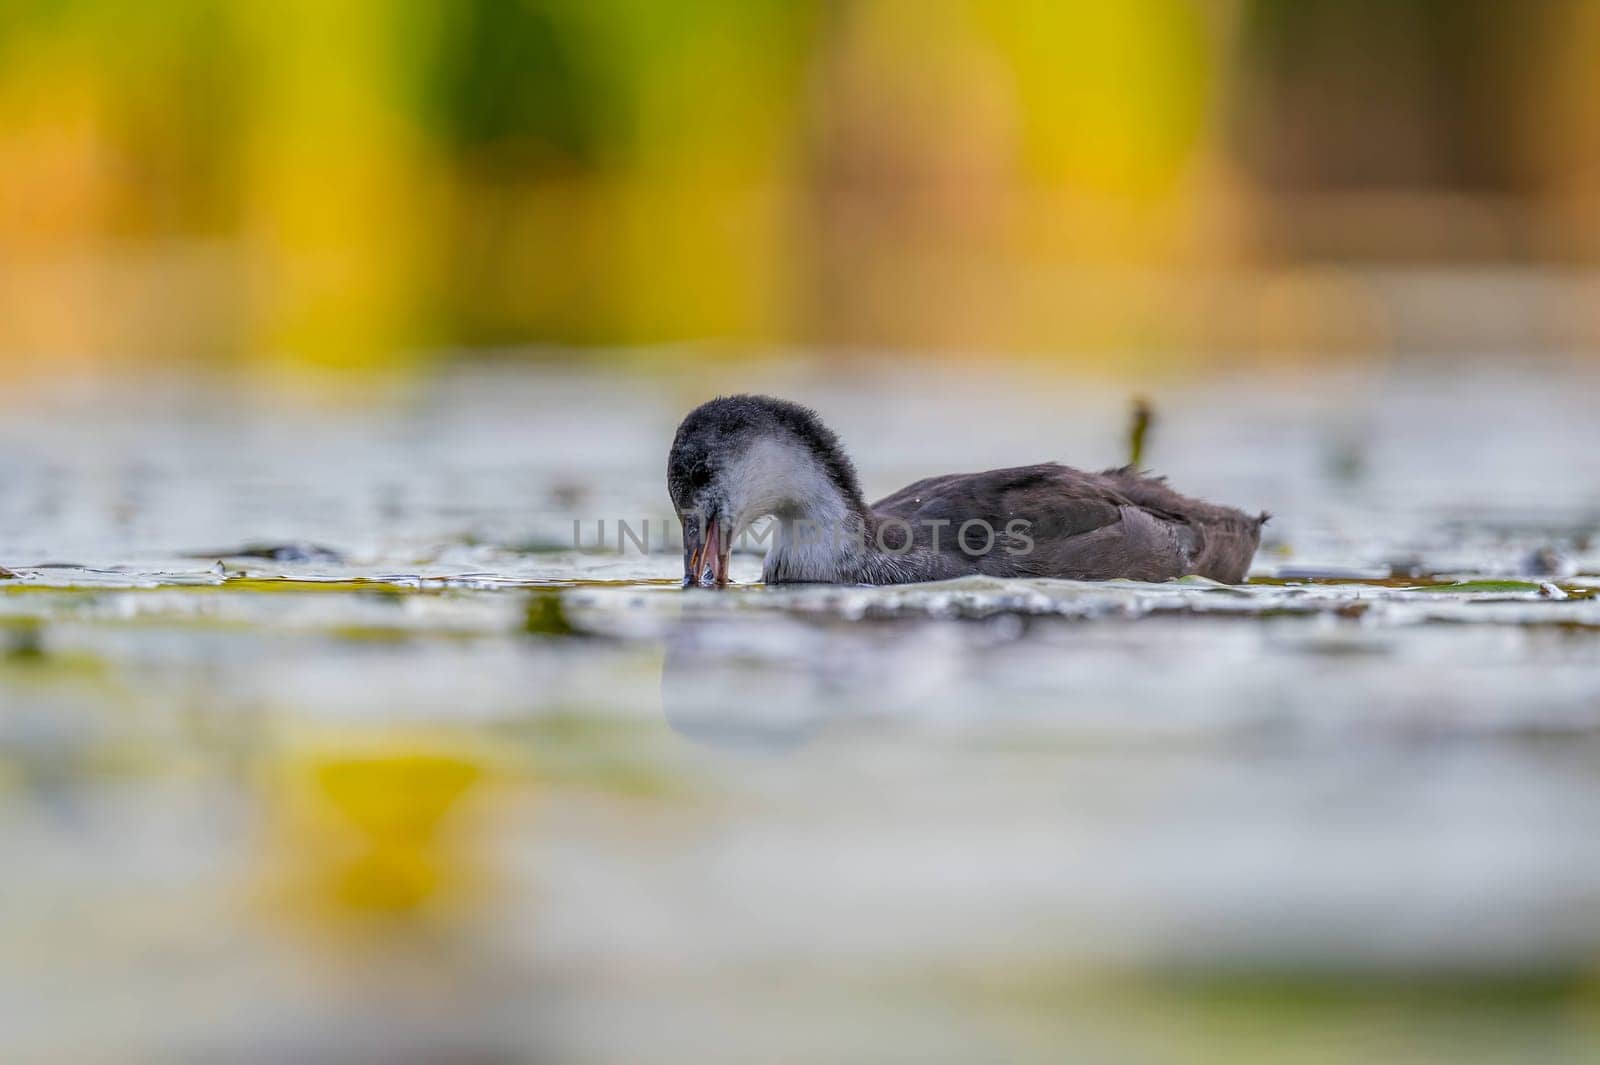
[4,0,1600,375]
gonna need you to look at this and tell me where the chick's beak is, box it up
[681,512,731,589]
[681,517,702,588]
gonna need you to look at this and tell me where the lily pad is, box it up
[1411,580,1543,594]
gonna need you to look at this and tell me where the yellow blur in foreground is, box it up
[267,745,488,921]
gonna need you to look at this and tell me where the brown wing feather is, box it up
[870,462,1261,583]
[1100,466,1265,583]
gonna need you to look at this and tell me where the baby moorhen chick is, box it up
[668,394,1265,588]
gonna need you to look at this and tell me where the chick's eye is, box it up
[688,466,711,489]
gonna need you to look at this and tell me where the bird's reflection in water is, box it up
[658,617,839,754]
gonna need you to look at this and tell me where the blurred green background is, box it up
[4,0,1600,375]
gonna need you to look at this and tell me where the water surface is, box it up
[2,360,1599,1063]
